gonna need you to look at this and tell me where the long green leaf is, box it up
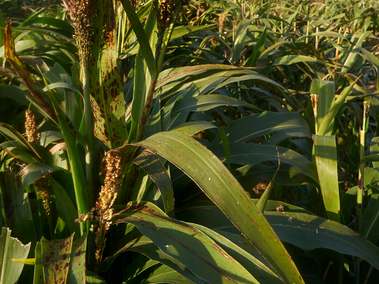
[222,111,312,143]
[128,10,157,143]
[313,135,340,222]
[134,132,304,283]
[114,202,259,284]
[273,55,324,66]
[171,94,261,116]
[102,228,207,283]
[50,92,88,235]
[211,143,318,183]
[119,0,157,80]
[265,211,379,270]
[309,79,335,135]
[318,77,360,136]
[20,162,60,190]
[190,223,282,284]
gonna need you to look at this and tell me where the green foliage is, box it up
[1,0,379,283]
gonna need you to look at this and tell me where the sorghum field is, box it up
[1,0,379,283]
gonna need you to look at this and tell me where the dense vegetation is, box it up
[1,0,379,283]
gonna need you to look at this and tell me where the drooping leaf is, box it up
[0,123,42,161]
[114,202,260,284]
[102,228,207,283]
[20,162,60,190]
[211,143,318,183]
[4,23,56,121]
[190,223,283,284]
[222,111,312,143]
[171,94,261,116]
[133,131,304,283]
[265,211,379,270]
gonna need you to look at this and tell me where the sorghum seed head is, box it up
[25,110,40,143]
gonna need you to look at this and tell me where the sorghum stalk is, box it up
[26,110,53,236]
[62,0,95,205]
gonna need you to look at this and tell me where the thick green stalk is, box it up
[82,57,95,207]
[50,92,89,236]
[356,101,368,233]
[355,101,368,284]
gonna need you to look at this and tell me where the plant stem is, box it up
[356,101,368,234]
[82,57,95,207]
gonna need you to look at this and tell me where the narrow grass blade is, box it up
[119,0,156,80]
[244,28,267,67]
[232,19,253,64]
[128,10,156,143]
[273,55,324,66]
[314,135,340,222]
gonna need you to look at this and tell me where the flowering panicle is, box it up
[219,13,227,34]
[62,0,95,60]
[94,151,122,264]
[25,110,40,143]
[25,110,51,218]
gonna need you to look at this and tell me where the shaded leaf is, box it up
[114,202,259,284]
[133,150,175,217]
[0,227,31,284]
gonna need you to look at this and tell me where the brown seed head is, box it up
[25,110,40,143]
